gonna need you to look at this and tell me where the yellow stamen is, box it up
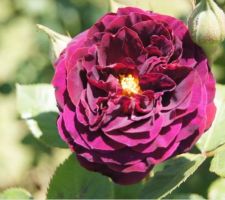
[120,74,141,96]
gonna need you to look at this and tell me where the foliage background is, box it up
[0,0,225,199]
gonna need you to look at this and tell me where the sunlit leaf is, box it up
[16,84,57,117]
[210,147,225,177]
[168,193,205,200]
[110,0,151,12]
[16,84,66,148]
[0,188,32,199]
[140,153,206,199]
[197,84,225,152]
[47,154,114,199]
[208,178,225,200]
[110,0,195,19]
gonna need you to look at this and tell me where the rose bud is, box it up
[52,7,216,185]
[188,0,225,61]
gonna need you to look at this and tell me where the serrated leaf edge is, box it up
[158,154,206,199]
[46,153,72,198]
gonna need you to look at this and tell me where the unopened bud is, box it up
[188,0,225,62]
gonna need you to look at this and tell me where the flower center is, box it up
[120,74,141,96]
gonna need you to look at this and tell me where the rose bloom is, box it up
[52,7,216,185]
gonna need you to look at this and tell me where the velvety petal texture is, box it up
[52,7,216,185]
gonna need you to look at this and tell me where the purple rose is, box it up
[52,7,216,185]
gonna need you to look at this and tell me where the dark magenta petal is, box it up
[196,60,216,104]
[134,92,154,113]
[147,140,180,164]
[57,114,72,146]
[169,35,183,62]
[149,13,188,43]
[163,65,192,84]
[61,104,89,149]
[106,15,132,34]
[67,63,86,106]
[132,20,171,46]
[52,53,67,109]
[162,70,197,110]
[140,73,176,93]
[204,103,216,130]
[149,12,204,66]
[88,13,117,37]
[77,155,153,185]
[138,56,167,75]
[138,121,182,154]
[176,82,208,143]
[102,116,134,132]
[96,62,136,77]
[149,35,173,58]
[121,118,153,134]
[81,46,97,73]
[52,6,216,185]
[65,31,88,71]
[96,147,147,165]
[97,27,145,65]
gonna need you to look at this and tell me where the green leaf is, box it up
[0,188,32,199]
[113,183,143,199]
[208,178,225,200]
[210,148,225,177]
[16,84,66,148]
[197,84,225,152]
[140,153,206,199]
[47,154,114,199]
[112,161,167,198]
[33,112,67,148]
[168,193,205,200]
[109,0,195,19]
[37,24,71,60]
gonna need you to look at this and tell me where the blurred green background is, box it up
[0,0,225,199]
